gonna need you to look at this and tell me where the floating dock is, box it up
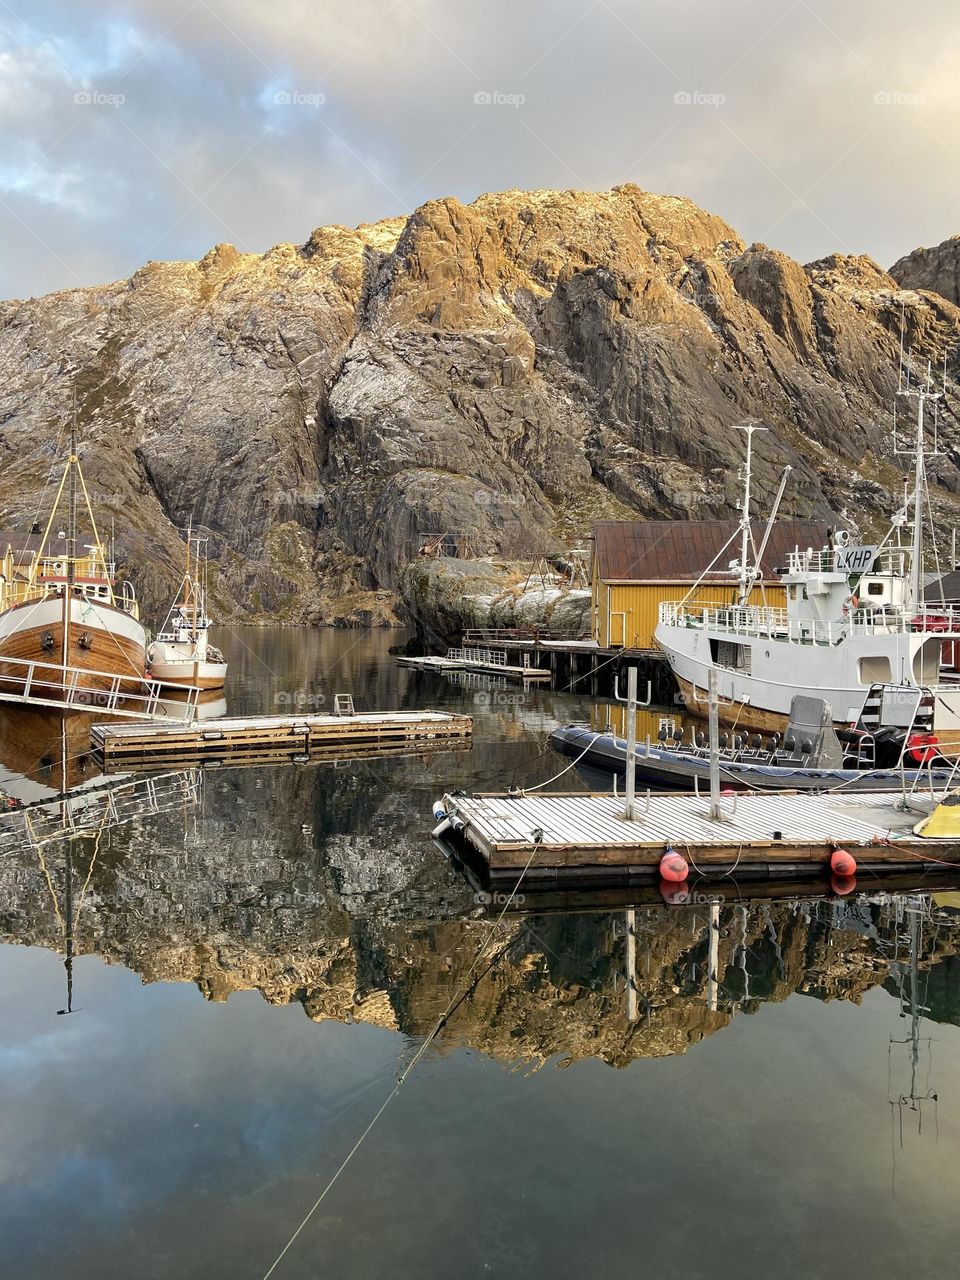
[396,646,550,682]
[438,789,959,884]
[93,710,472,766]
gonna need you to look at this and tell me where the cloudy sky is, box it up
[1,0,957,300]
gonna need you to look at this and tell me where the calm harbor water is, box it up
[1,626,958,1279]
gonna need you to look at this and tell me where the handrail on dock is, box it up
[0,654,199,721]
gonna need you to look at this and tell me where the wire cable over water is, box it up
[259,835,543,1280]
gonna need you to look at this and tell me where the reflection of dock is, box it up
[0,769,202,854]
[451,865,960,916]
[99,737,473,774]
[438,789,958,884]
[92,710,473,767]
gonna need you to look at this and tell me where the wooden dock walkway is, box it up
[439,789,957,883]
[93,710,472,766]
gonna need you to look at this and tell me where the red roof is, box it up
[592,518,834,582]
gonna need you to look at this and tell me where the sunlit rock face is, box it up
[1,186,958,627]
[891,234,960,306]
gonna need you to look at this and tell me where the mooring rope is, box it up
[519,730,605,793]
[259,834,544,1280]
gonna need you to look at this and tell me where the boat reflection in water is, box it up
[2,746,959,1065]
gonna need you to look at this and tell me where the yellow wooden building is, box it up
[591,518,832,650]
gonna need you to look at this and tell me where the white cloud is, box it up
[1,0,959,299]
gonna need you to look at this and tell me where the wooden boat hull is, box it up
[0,594,146,702]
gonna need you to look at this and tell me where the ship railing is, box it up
[446,647,508,667]
[0,655,200,721]
[784,548,910,576]
[658,600,960,645]
[785,548,836,574]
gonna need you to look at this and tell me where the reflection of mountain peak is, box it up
[3,755,959,1069]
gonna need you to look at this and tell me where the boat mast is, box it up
[734,422,766,604]
[896,356,943,609]
[910,388,926,608]
[63,386,79,683]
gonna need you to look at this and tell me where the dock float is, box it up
[396,646,550,682]
[92,710,472,766]
[437,790,960,884]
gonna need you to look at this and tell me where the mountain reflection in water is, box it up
[1,626,958,1280]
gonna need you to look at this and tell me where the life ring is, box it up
[905,731,939,765]
[842,594,860,616]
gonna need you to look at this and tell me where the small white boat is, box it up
[147,531,227,691]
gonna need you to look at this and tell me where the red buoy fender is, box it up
[905,732,939,765]
[660,850,689,882]
[830,848,857,877]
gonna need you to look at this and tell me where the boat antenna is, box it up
[733,421,766,604]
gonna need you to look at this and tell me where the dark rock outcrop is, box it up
[891,234,960,306]
[1,187,959,627]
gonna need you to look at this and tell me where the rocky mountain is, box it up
[891,234,960,306]
[1,187,959,630]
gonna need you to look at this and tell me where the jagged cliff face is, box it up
[891,234,960,306]
[2,186,959,625]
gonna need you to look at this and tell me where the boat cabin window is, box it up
[858,655,891,685]
[710,639,751,672]
[865,581,884,597]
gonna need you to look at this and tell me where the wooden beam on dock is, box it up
[92,710,472,765]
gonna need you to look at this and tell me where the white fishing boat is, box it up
[0,416,146,700]
[146,531,226,690]
[654,359,960,744]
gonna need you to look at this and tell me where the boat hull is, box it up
[0,595,147,702]
[549,726,957,793]
[146,642,227,690]
[656,618,960,743]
